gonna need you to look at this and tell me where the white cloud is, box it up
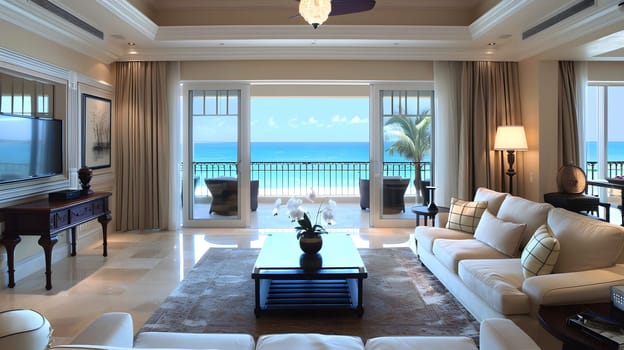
[332,114,347,123]
[268,116,277,128]
[350,115,368,124]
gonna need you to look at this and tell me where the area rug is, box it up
[141,248,479,342]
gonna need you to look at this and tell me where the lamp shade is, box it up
[494,126,528,151]
[299,0,332,28]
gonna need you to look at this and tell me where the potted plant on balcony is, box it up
[384,114,432,204]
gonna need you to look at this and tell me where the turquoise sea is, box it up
[193,142,416,162]
[585,141,624,162]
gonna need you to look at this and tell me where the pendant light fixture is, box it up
[299,0,332,29]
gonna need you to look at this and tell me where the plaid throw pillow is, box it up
[521,224,560,278]
[445,197,488,234]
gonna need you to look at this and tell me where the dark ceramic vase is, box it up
[299,235,323,254]
[78,166,93,195]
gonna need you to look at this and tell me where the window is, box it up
[585,85,624,179]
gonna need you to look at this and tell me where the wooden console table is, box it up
[0,192,112,290]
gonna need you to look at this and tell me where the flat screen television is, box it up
[0,114,63,183]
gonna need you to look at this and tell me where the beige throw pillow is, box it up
[474,210,527,257]
[521,224,560,278]
[445,197,488,234]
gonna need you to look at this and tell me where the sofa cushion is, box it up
[256,333,364,350]
[415,226,473,254]
[0,309,52,350]
[496,195,553,250]
[458,259,530,315]
[432,239,508,273]
[479,318,540,350]
[521,224,560,278]
[548,208,624,273]
[473,187,508,215]
[135,332,255,350]
[364,336,477,350]
[474,210,526,257]
[445,198,488,234]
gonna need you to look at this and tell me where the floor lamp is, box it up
[494,126,528,195]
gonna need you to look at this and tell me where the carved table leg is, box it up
[1,235,21,288]
[98,213,112,257]
[70,227,77,256]
[38,235,58,290]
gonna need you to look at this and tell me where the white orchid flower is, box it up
[286,198,305,220]
[327,199,337,209]
[272,198,282,216]
[322,208,335,225]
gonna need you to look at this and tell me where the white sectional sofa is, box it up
[415,187,624,349]
[6,310,537,350]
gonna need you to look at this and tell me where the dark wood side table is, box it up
[538,303,624,350]
[411,206,449,226]
[0,192,112,290]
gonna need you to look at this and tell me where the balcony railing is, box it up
[586,161,624,180]
[192,161,431,197]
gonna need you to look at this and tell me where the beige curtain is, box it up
[458,62,522,198]
[557,61,579,167]
[114,62,170,231]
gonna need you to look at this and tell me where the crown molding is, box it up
[0,0,119,63]
[118,46,500,62]
[470,0,530,39]
[98,0,158,40]
[156,25,472,42]
[512,0,624,61]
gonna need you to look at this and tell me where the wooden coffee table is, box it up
[251,233,368,317]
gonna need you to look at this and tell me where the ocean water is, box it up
[193,142,419,162]
[585,141,624,161]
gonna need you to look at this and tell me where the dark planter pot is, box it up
[299,235,323,254]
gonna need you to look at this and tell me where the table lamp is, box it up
[494,126,528,195]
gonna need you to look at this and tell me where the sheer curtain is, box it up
[557,61,580,167]
[433,61,462,206]
[114,62,170,231]
[458,62,522,198]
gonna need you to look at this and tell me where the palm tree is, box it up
[384,114,432,203]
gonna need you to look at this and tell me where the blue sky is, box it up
[192,97,370,143]
[585,85,624,142]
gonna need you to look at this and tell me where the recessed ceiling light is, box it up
[128,42,136,46]
[488,42,496,46]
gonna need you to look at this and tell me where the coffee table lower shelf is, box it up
[253,269,365,317]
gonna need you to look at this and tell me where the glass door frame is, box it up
[182,82,251,228]
[369,82,434,228]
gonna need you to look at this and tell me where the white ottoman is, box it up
[256,333,364,350]
[0,309,53,350]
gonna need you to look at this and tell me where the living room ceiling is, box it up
[1,0,624,64]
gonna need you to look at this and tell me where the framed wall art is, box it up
[82,94,111,169]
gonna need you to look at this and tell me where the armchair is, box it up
[358,177,410,214]
[205,177,259,216]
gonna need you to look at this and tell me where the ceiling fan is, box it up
[297,0,376,28]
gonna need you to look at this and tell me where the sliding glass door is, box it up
[182,84,250,227]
